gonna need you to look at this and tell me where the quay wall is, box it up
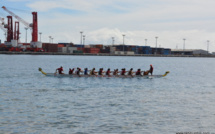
[0,51,215,58]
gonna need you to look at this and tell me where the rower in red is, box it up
[121,68,126,75]
[136,69,141,76]
[69,68,75,75]
[56,66,64,74]
[106,68,111,76]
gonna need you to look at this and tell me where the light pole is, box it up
[39,32,42,42]
[183,38,186,55]
[112,37,115,45]
[155,36,158,54]
[122,34,125,52]
[25,27,28,43]
[52,37,54,43]
[207,40,210,55]
[83,35,85,45]
[80,31,83,45]
[49,36,52,43]
[145,39,147,46]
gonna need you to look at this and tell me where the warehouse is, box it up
[171,49,208,55]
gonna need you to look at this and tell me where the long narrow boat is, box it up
[38,68,169,78]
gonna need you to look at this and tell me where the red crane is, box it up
[14,21,19,40]
[0,17,19,42]
[4,16,13,42]
[2,6,38,42]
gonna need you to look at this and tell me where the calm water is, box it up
[0,55,215,134]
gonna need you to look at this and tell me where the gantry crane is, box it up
[14,21,20,40]
[4,16,13,42]
[0,16,19,42]
[2,6,38,42]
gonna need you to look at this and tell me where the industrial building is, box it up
[171,49,208,55]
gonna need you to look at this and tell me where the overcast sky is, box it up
[1,0,215,52]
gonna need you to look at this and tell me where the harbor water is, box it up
[0,55,215,134]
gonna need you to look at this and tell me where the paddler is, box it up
[128,68,134,76]
[149,64,153,75]
[113,69,119,76]
[121,68,126,75]
[98,68,104,76]
[69,68,75,75]
[76,68,83,76]
[56,66,64,74]
[143,70,149,75]
[84,68,88,75]
[90,68,97,75]
[106,68,111,76]
[136,69,142,76]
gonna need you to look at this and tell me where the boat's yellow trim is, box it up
[38,68,47,75]
[163,71,170,77]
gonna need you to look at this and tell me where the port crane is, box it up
[14,21,20,40]
[2,6,38,43]
[4,16,13,42]
[0,16,20,42]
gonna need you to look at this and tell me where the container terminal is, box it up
[0,6,213,57]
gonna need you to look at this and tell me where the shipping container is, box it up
[84,45,90,48]
[163,49,171,55]
[151,48,164,54]
[22,43,30,46]
[125,51,135,55]
[42,43,58,52]
[68,47,78,53]
[84,48,100,53]
[58,43,69,45]
[73,50,83,54]
[74,44,84,48]
[58,44,65,47]
[141,46,152,54]
[95,44,103,49]
[114,51,126,55]
[100,49,110,53]
[77,47,84,51]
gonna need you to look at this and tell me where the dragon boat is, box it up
[38,68,169,78]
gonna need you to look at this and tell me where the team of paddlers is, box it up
[56,65,153,76]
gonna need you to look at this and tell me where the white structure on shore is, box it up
[171,49,208,55]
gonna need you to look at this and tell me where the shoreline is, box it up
[0,51,215,58]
